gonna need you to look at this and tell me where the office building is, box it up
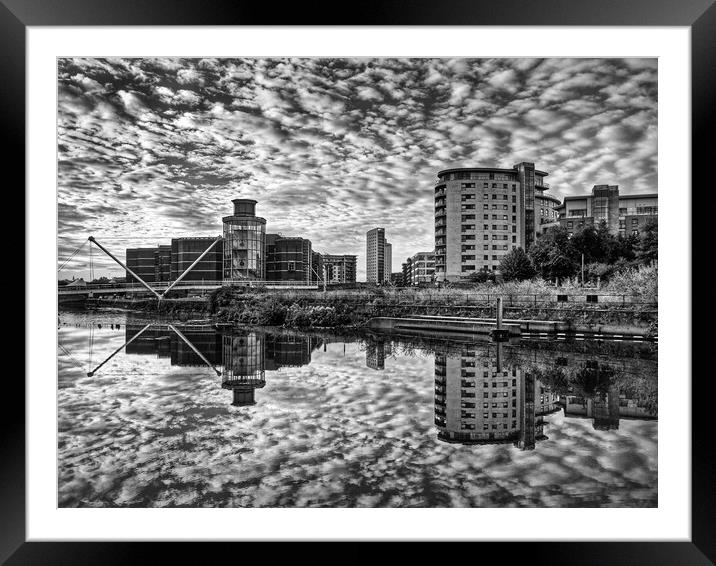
[126,242,209,284]
[322,254,357,284]
[126,247,160,283]
[555,185,658,236]
[311,250,324,284]
[170,237,223,282]
[402,251,436,286]
[434,163,560,282]
[265,234,313,283]
[222,198,266,283]
[367,227,391,283]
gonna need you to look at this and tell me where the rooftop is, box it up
[437,166,549,177]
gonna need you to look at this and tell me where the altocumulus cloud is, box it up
[57,57,657,279]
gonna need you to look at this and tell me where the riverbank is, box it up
[83,283,658,339]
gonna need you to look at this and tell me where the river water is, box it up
[58,310,657,508]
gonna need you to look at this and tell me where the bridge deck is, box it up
[58,281,319,295]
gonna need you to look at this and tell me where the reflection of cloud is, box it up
[57,58,657,280]
[57,315,657,508]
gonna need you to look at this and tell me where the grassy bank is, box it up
[92,265,657,331]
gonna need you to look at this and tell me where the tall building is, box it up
[383,242,392,282]
[222,199,266,283]
[322,254,357,284]
[265,234,312,283]
[170,237,223,282]
[366,228,385,283]
[555,185,658,236]
[434,163,560,282]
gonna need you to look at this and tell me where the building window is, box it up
[288,261,295,271]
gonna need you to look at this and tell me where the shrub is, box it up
[499,248,537,281]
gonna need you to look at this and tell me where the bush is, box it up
[499,248,537,281]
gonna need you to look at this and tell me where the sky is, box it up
[57,57,658,281]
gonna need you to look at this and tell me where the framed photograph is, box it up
[8,0,712,562]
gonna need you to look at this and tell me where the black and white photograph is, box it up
[54,56,661,509]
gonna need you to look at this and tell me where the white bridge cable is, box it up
[57,240,88,273]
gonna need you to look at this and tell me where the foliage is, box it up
[499,248,537,281]
[466,267,496,284]
[635,220,658,264]
[529,220,657,282]
[284,304,350,328]
[528,225,578,280]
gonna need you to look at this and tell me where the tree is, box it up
[529,226,578,280]
[467,267,495,284]
[570,223,609,264]
[499,248,537,281]
[635,220,658,264]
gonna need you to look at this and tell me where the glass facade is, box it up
[222,199,266,282]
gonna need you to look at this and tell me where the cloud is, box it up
[56,57,657,280]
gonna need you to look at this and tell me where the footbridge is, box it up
[58,236,320,301]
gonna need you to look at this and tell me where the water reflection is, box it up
[123,324,324,406]
[109,323,658,442]
[433,343,560,449]
[58,314,658,507]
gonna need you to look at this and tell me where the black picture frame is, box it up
[6,0,713,562]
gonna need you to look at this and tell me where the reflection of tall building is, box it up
[365,338,391,370]
[221,333,265,406]
[434,345,559,449]
[564,385,656,430]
